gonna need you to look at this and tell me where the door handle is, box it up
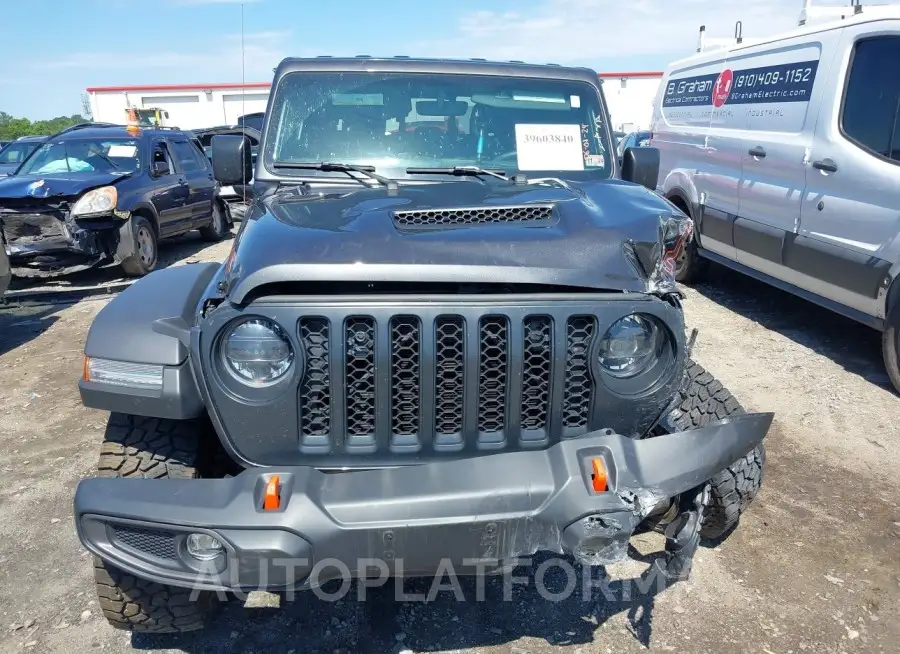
[748,146,766,158]
[812,159,838,173]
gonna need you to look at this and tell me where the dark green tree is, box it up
[0,112,90,141]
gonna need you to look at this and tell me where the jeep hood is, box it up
[0,171,131,202]
[220,179,692,303]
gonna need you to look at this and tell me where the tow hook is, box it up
[651,484,706,583]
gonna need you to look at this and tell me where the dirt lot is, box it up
[0,233,898,654]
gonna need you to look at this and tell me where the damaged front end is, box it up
[624,210,694,297]
[73,413,773,593]
[0,200,126,278]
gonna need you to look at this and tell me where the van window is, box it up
[841,36,900,163]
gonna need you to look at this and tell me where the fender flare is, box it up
[79,263,220,419]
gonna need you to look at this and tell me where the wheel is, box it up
[92,413,222,633]
[881,300,900,393]
[674,235,707,284]
[656,360,766,540]
[665,198,707,285]
[199,201,230,242]
[119,216,158,277]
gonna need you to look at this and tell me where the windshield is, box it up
[264,71,613,180]
[0,141,43,166]
[16,138,142,176]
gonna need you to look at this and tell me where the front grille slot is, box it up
[392,204,554,228]
[477,316,509,436]
[521,316,553,430]
[299,317,331,443]
[434,316,466,439]
[390,316,421,437]
[345,317,376,438]
[296,310,599,453]
[562,316,597,429]
[113,526,176,561]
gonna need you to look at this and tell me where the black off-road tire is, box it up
[881,300,900,394]
[120,215,159,277]
[92,413,221,633]
[657,361,766,540]
[199,201,230,242]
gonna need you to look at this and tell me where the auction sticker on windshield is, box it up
[514,124,584,171]
[107,145,137,158]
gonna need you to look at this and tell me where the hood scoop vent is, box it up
[392,204,556,230]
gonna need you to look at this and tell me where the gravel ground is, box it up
[0,234,898,654]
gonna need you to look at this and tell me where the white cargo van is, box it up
[651,1,900,391]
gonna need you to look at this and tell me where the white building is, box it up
[86,71,663,133]
[598,71,663,133]
[87,83,272,130]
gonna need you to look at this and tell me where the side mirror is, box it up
[211,134,253,186]
[232,183,254,200]
[151,161,170,177]
[621,146,660,190]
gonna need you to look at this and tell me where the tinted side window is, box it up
[189,139,211,169]
[170,139,201,172]
[151,142,174,174]
[842,36,900,162]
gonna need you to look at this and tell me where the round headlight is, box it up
[598,314,664,378]
[223,318,293,385]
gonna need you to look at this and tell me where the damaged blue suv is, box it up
[0,123,231,279]
[73,57,772,633]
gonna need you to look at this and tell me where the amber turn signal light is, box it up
[263,475,281,510]
[591,458,608,492]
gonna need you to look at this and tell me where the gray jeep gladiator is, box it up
[73,56,773,633]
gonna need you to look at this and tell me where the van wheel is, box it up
[675,235,707,284]
[881,300,900,393]
[120,216,158,277]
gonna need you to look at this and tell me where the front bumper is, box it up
[74,413,772,592]
[4,211,127,277]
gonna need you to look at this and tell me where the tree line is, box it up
[0,112,90,141]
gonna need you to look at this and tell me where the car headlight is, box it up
[223,318,294,385]
[598,314,665,378]
[71,186,117,217]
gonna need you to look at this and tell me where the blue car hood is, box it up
[0,171,131,201]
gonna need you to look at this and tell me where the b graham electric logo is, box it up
[663,59,820,108]
[712,69,733,108]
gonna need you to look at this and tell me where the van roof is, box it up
[667,5,900,69]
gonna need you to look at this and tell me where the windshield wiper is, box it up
[272,161,398,190]
[405,166,515,182]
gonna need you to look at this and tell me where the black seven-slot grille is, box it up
[392,204,555,228]
[297,313,598,452]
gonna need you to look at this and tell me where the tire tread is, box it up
[660,361,765,539]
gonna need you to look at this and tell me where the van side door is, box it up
[799,28,900,321]
[732,35,841,286]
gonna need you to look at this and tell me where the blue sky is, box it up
[2,0,847,119]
